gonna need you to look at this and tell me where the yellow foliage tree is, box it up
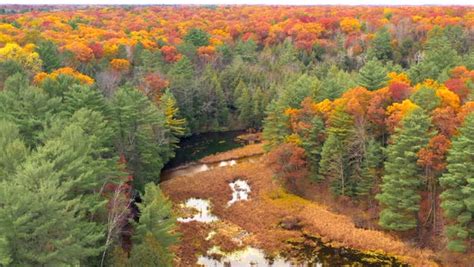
[34,67,94,85]
[0,42,42,73]
[110,58,130,72]
[340,18,361,33]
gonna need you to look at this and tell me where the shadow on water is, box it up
[198,234,408,267]
[280,234,409,267]
[164,130,246,170]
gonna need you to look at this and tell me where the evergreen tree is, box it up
[0,120,28,179]
[410,86,441,112]
[214,79,229,127]
[300,116,326,182]
[133,42,145,66]
[129,183,179,267]
[236,83,253,127]
[355,138,383,198]
[235,39,258,63]
[36,40,61,72]
[0,175,104,265]
[251,86,266,128]
[0,121,111,265]
[368,27,393,62]
[41,74,83,98]
[280,74,319,108]
[159,89,186,147]
[63,84,110,117]
[168,56,197,132]
[319,107,354,195]
[315,65,356,101]
[232,79,246,105]
[408,28,461,83]
[111,86,172,190]
[0,73,62,147]
[358,59,388,91]
[376,108,433,231]
[184,28,210,47]
[439,113,474,252]
[200,66,229,130]
[262,100,291,149]
[0,60,25,88]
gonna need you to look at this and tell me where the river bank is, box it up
[160,145,438,266]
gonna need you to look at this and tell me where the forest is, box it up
[0,4,473,266]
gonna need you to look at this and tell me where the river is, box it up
[164,130,247,169]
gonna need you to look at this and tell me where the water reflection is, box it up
[177,198,219,223]
[228,180,251,206]
[160,155,261,181]
[198,246,323,267]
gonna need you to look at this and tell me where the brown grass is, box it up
[199,143,264,164]
[162,147,439,267]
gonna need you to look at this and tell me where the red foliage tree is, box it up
[139,72,170,102]
[388,82,411,102]
[267,143,308,194]
[432,106,459,137]
[160,45,181,63]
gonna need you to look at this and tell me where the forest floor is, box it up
[161,144,453,267]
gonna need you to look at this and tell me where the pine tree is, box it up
[280,74,319,108]
[184,28,210,47]
[376,108,433,231]
[358,59,388,91]
[408,28,461,83]
[232,79,246,106]
[300,116,326,182]
[159,89,186,147]
[0,120,28,179]
[214,79,229,127]
[251,86,266,128]
[111,86,172,190]
[0,121,110,265]
[36,40,61,72]
[410,86,441,112]
[315,65,356,101]
[0,176,104,265]
[368,27,393,62]
[129,183,179,267]
[262,100,291,149]
[235,39,258,63]
[168,56,197,131]
[200,66,229,130]
[356,138,383,198]
[439,113,474,252]
[0,73,62,147]
[236,83,253,127]
[319,107,354,195]
[63,84,111,117]
[0,60,25,88]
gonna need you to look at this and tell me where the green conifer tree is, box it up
[358,59,388,91]
[111,87,171,190]
[300,116,326,182]
[439,113,474,252]
[368,27,393,62]
[319,107,354,195]
[376,108,433,231]
[36,40,61,72]
[129,183,179,267]
[236,83,253,127]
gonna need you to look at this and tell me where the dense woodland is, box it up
[0,5,473,266]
